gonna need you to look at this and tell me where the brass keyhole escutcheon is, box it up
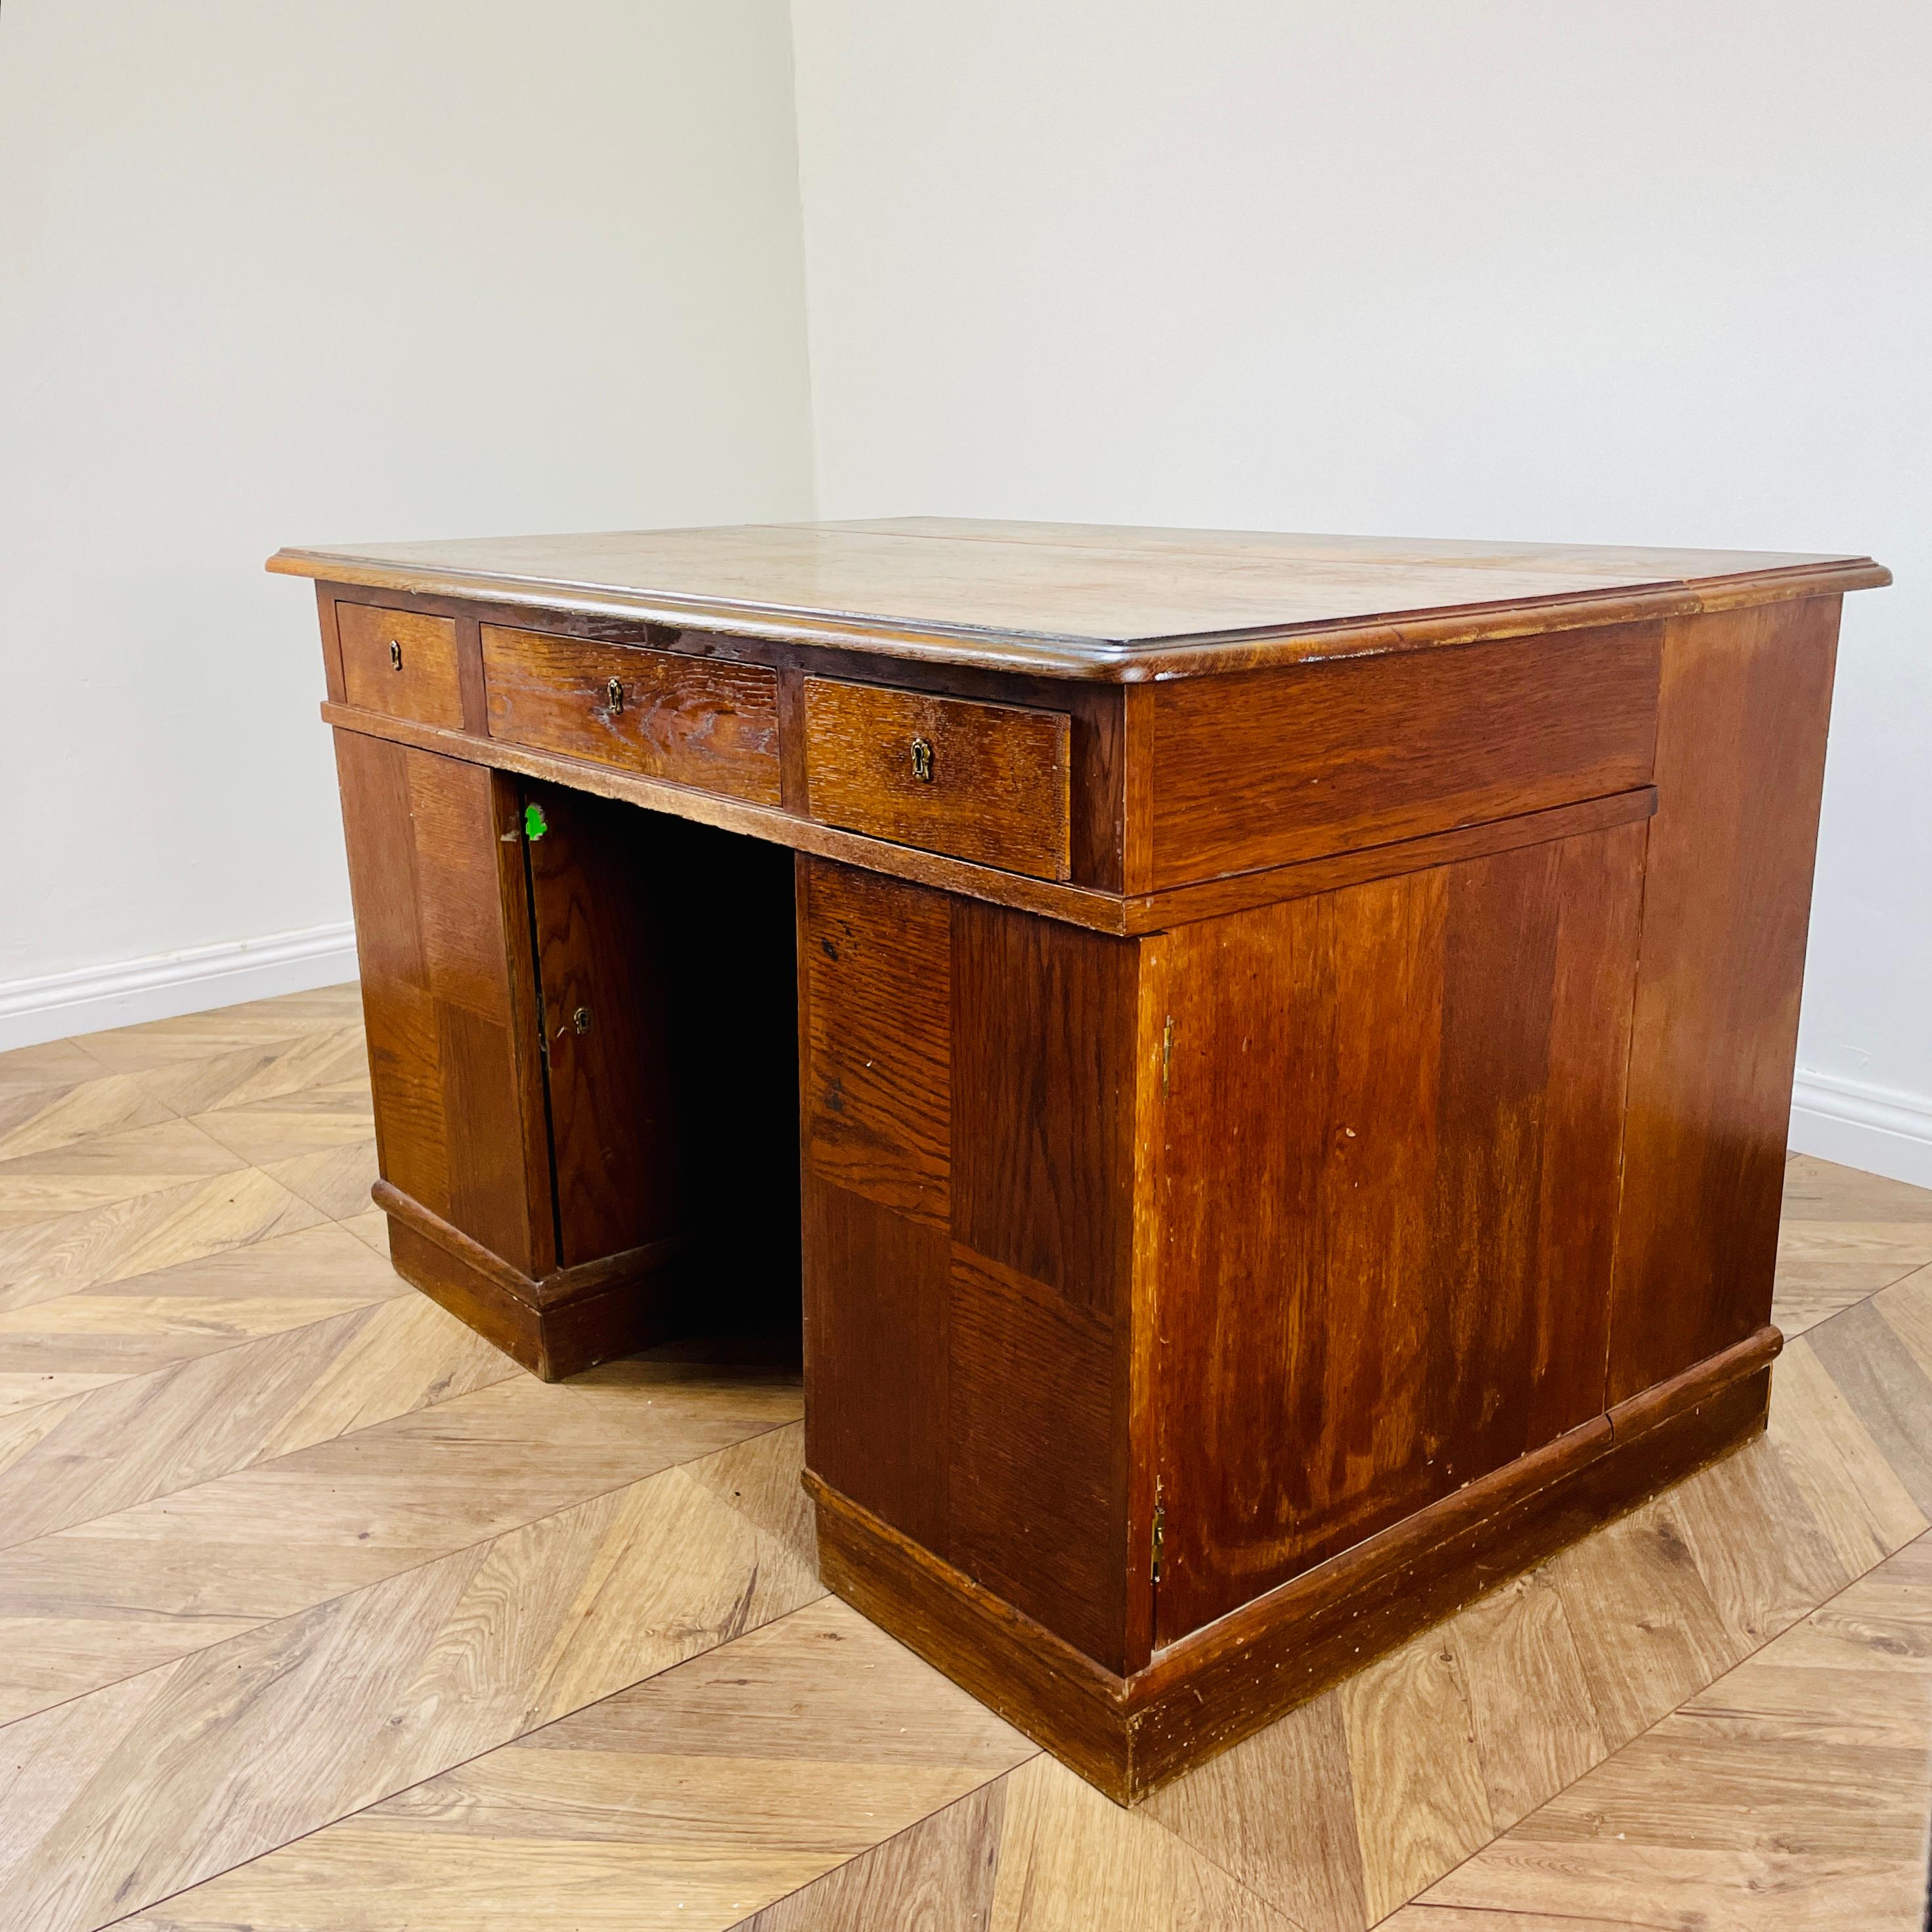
[605,677,624,715]
[573,1007,592,1035]
[388,640,403,670]
[910,737,934,783]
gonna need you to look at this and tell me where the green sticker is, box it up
[523,801,548,841]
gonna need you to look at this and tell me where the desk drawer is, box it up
[803,678,1071,880]
[338,604,464,728]
[481,626,781,804]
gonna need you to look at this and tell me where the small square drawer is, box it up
[337,604,463,728]
[803,678,1071,880]
[481,625,781,805]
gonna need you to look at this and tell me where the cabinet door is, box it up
[1149,818,1647,1646]
[334,732,554,1278]
[521,783,801,1299]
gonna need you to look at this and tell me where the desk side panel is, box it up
[1606,596,1843,1400]
[1149,818,1645,1646]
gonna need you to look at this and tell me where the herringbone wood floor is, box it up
[1,986,1928,1931]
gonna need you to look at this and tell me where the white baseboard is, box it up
[1789,1068,1932,1191]
[0,923,359,1053]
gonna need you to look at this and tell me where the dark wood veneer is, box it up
[1146,624,1660,889]
[336,602,464,730]
[483,623,782,804]
[803,677,1073,881]
[292,519,1882,1801]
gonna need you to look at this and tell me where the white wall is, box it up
[0,0,814,1041]
[7,3,1926,1183]
[789,0,1932,1183]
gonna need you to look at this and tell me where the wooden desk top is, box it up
[270,516,1887,680]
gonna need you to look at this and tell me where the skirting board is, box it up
[1790,1068,1932,1191]
[0,923,358,1053]
[810,1328,1780,1804]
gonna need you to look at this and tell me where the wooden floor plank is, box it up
[1663,1429,1857,1652]
[1805,1294,1932,1514]
[741,1782,1010,1932]
[108,1592,1034,1932]
[0,1167,326,1314]
[0,1066,177,1162]
[124,1595,1302,1932]
[1547,1489,1749,1750]
[188,1079,373,1165]
[1876,1264,1932,1386]
[0,1427,822,1932]
[0,991,1926,1932]
[0,1292,512,1549]
[1416,1533,1932,1932]
[189,1079,380,1221]
[74,1005,366,1112]
[259,1137,380,1221]
[0,1118,255,1228]
[1383,1908,1669,1930]
[0,1352,802,1724]
[1145,1686,1369,1932]
[1766,1334,1929,1578]
[986,1756,1296,1931]
[1773,1155,1932,1338]
[1340,1630,1496,1923]
[0,1038,110,1091]
[340,1206,390,1256]
[1448,1569,1606,1833]
[0,1220,404,1418]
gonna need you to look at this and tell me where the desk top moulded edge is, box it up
[265,523,1889,684]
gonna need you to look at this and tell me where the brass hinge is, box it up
[1150,1483,1166,1585]
[1160,1015,1174,1097]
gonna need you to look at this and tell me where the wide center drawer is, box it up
[802,678,1072,880]
[481,626,781,805]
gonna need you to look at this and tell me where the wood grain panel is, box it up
[1147,624,1660,889]
[801,860,952,1227]
[481,624,781,803]
[334,734,550,1279]
[336,604,462,728]
[1608,596,1845,1399]
[1151,824,1645,1644]
[804,677,1072,879]
[802,1177,950,1550]
[945,1243,1126,1665]
[950,898,1139,1311]
[521,784,682,1268]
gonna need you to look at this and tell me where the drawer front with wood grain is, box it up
[337,604,464,729]
[481,626,781,805]
[802,678,1072,880]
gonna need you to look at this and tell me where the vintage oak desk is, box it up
[271,519,1887,1801]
